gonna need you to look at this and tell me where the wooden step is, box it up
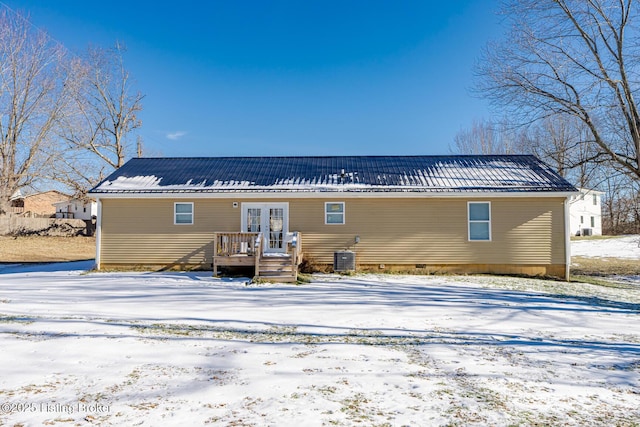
[259,256,292,262]
[257,255,297,282]
[259,269,293,274]
[259,257,293,270]
[259,261,293,269]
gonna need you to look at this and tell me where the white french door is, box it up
[241,203,288,253]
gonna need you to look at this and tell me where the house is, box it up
[53,198,97,220]
[569,188,604,236]
[9,190,70,217]
[89,155,577,280]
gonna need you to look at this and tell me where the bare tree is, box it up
[525,114,600,186]
[57,43,143,195]
[601,172,640,234]
[451,118,523,155]
[477,0,640,181]
[0,9,72,214]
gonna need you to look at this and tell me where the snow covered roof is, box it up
[89,155,577,194]
[9,189,23,201]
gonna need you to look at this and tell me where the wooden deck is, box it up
[213,232,302,282]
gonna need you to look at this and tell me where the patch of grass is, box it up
[130,401,159,410]
[132,323,205,337]
[318,385,338,396]
[131,322,457,347]
[340,393,372,422]
[570,274,634,288]
[250,276,270,285]
[571,235,626,241]
[0,235,95,263]
[572,256,640,276]
[296,273,313,284]
[0,316,34,325]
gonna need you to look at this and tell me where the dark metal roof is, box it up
[89,155,577,194]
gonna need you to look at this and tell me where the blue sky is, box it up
[4,1,503,157]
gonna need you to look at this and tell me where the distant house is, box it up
[10,190,70,217]
[53,198,97,220]
[89,155,578,280]
[569,188,604,236]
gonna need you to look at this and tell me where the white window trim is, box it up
[325,202,345,225]
[174,202,194,225]
[468,201,491,242]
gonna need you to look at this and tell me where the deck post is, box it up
[213,233,218,277]
[254,233,262,277]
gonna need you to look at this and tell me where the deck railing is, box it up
[214,232,260,256]
[213,231,302,280]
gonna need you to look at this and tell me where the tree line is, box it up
[453,0,640,235]
[3,1,638,234]
[0,8,142,215]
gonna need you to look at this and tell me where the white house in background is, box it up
[569,188,604,236]
[53,198,97,220]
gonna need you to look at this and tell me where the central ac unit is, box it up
[334,251,356,272]
[581,228,593,236]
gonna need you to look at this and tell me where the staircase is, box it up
[258,254,297,282]
[213,231,302,282]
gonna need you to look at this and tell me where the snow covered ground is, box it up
[0,258,639,426]
[572,235,640,259]
[572,235,640,286]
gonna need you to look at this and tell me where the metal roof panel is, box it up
[89,155,577,194]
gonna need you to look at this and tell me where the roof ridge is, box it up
[131,154,537,160]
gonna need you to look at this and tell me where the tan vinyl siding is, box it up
[99,196,567,268]
[289,198,566,266]
[100,198,240,265]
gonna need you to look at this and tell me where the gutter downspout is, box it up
[564,196,571,281]
[95,198,102,270]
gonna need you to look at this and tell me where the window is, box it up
[246,208,261,232]
[174,202,194,225]
[580,216,584,224]
[591,216,595,228]
[593,194,597,205]
[468,202,491,241]
[325,202,345,225]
